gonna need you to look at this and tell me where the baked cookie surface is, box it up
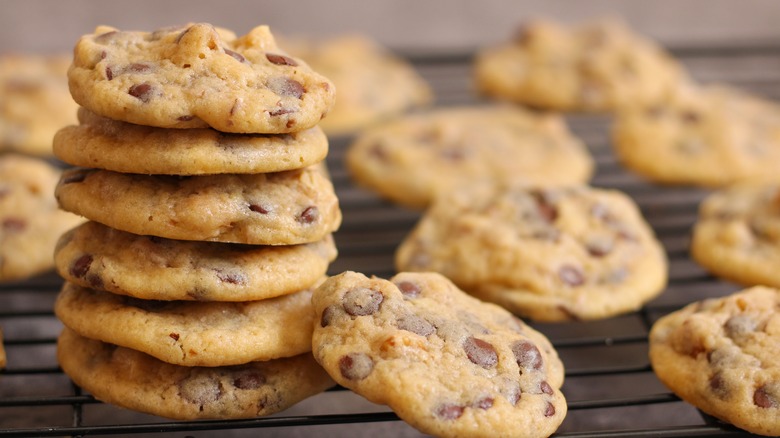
[312,271,566,438]
[691,182,780,287]
[55,221,335,301]
[55,165,341,245]
[396,184,667,321]
[613,84,780,186]
[649,286,780,436]
[0,154,83,281]
[57,328,334,420]
[346,105,593,209]
[55,282,318,366]
[68,23,335,133]
[53,108,328,175]
[474,19,683,112]
[285,35,432,135]
[0,54,78,156]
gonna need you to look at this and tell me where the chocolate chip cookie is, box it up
[55,281,319,366]
[53,108,329,175]
[312,271,566,438]
[68,23,336,133]
[284,34,433,135]
[0,154,84,281]
[691,182,780,287]
[57,328,334,420]
[55,165,341,245]
[0,54,78,156]
[396,183,668,321]
[474,18,684,112]
[55,221,335,301]
[346,105,593,209]
[649,286,780,436]
[613,84,780,186]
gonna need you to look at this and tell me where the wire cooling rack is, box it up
[2,42,778,437]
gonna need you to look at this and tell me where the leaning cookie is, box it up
[396,183,667,321]
[312,271,566,438]
[68,23,335,133]
[346,105,593,209]
[55,282,319,366]
[57,328,334,420]
[474,18,684,112]
[0,54,78,156]
[690,182,780,288]
[612,84,780,186]
[284,34,433,136]
[649,286,780,436]
[53,108,329,175]
[55,221,335,301]
[0,154,84,281]
[55,165,341,245]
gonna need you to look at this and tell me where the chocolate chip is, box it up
[128,83,154,103]
[177,115,194,122]
[754,384,779,408]
[512,340,543,371]
[266,53,298,66]
[169,333,180,341]
[396,314,435,337]
[105,66,114,80]
[320,305,338,327]
[504,383,522,406]
[709,373,729,399]
[436,403,464,420]
[249,204,270,214]
[269,107,295,117]
[559,264,586,286]
[342,287,383,316]
[531,190,558,223]
[233,370,266,390]
[724,315,757,338]
[544,402,556,417]
[339,353,374,380]
[87,274,104,290]
[298,206,318,224]
[474,397,494,410]
[214,269,246,285]
[463,336,498,369]
[178,374,223,407]
[2,218,26,233]
[224,49,246,63]
[585,237,613,257]
[267,77,305,99]
[540,381,553,395]
[70,254,93,279]
[128,63,151,73]
[395,281,421,299]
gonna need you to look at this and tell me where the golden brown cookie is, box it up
[57,328,334,420]
[312,271,566,438]
[396,184,668,321]
[68,23,335,133]
[649,286,780,436]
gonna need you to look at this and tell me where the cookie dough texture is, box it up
[57,328,334,420]
[649,286,780,436]
[55,282,319,366]
[284,34,433,135]
[691,182,780,288]
[396,184,667,321]
[55,165,341,245]
[55,221,335,301]
[0,154,83,281]
[613,84,780,186]
[68,23,336,133]
[0,54,78,156]
[474,19,683,112]
[53,108,329,175]
[346,105,593,209]
[312,271,566,438]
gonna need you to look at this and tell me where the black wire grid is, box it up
[2,43,779,437]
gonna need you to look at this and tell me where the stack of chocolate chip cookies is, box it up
[51,23,341,420]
